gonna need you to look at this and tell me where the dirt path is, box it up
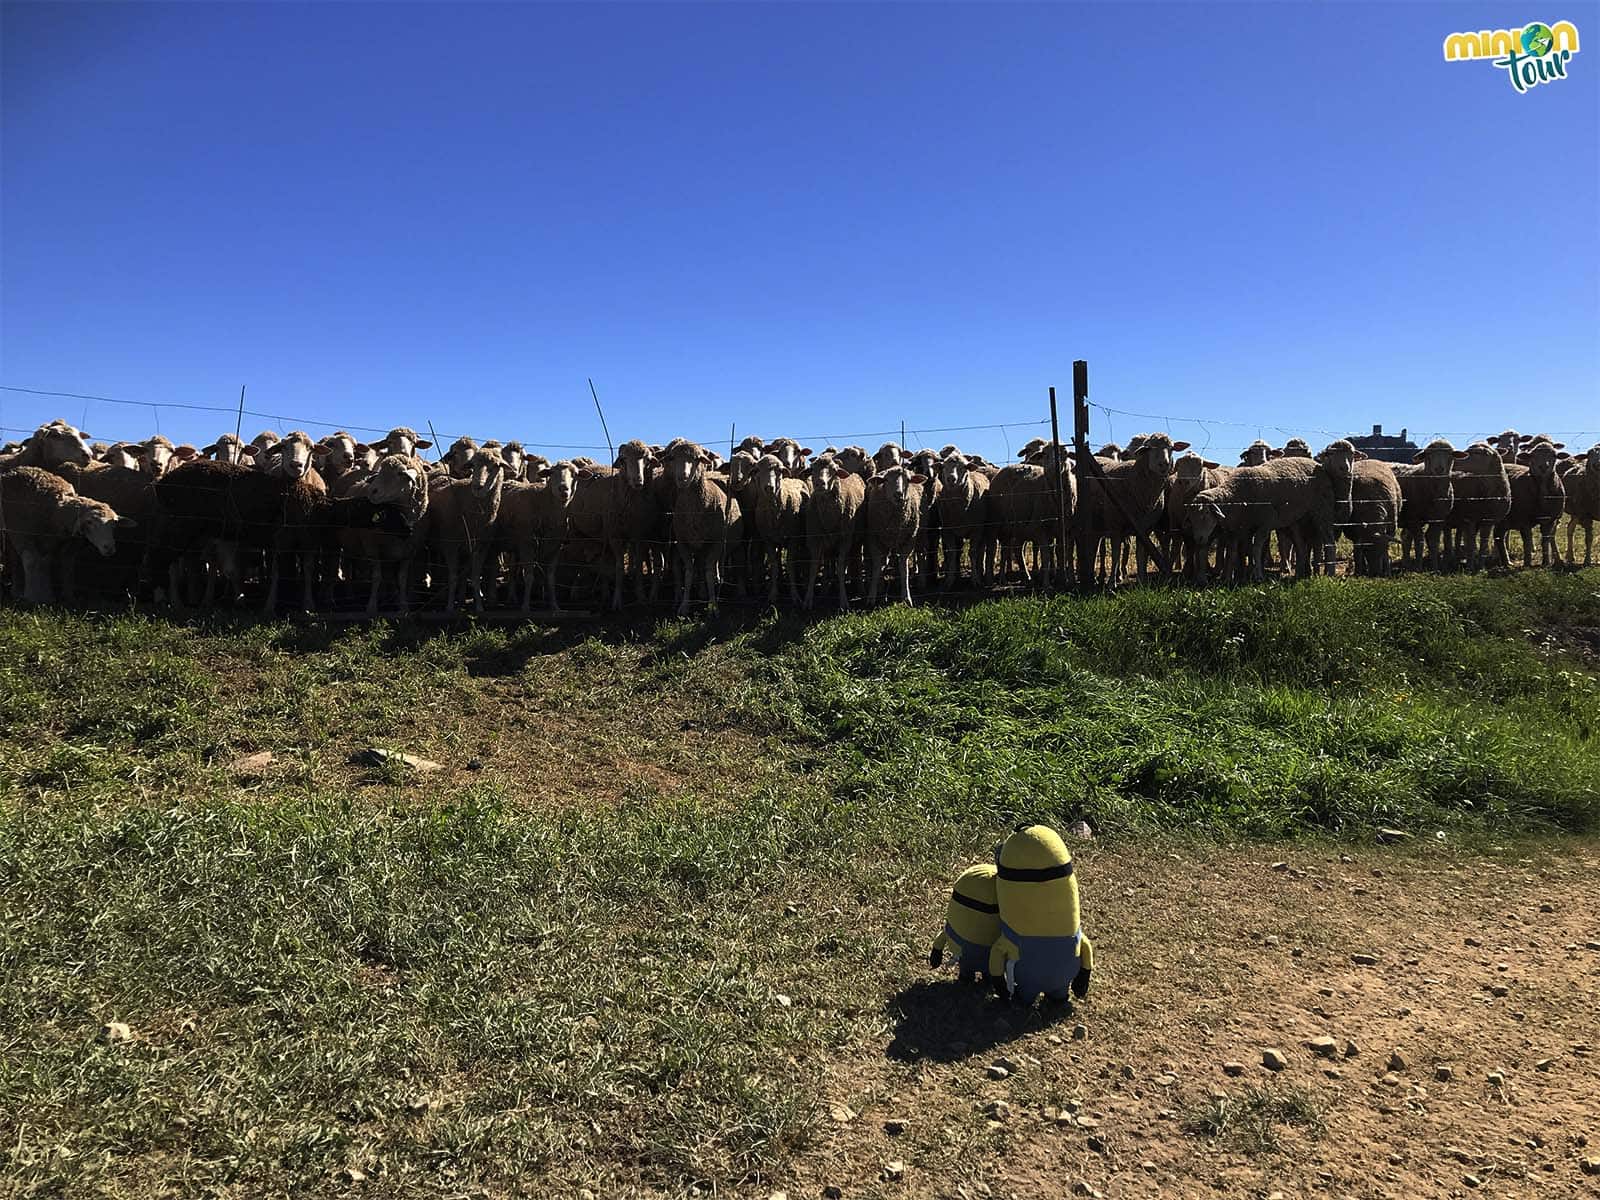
[782,842,1600,1200]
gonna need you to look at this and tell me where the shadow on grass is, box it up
[883,977,1077,1064]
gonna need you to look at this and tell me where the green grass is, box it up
[1180,1086,1325,1154]
[1,570,1597,1194]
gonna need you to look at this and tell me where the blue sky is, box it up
[3,2,1597,463]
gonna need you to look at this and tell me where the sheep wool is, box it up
[928,864,1001,982]
[989,824,1095,1004]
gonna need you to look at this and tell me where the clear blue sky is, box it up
[3,2,1597,462]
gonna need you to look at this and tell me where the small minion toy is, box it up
[928,863,1001,983]
[989,823,1094,1005]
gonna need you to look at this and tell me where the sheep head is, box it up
[27,421,93,468]
[66,497,129,557]
[873,442,906,472]
[834,445,874,478]
[265,431,317,481]
[938,454,969,489]
[807,454,840,494]
[1487,430,1523,463]
[665,442,709,489]
[1278,438,1313,459]
[539,460,579,505]
[138,435,175,478]
[1134,433,1188,477]
[1412,439,1457,477]
[1239,440,1272,467]
[614,439,655,490]
[101,443,142,471]
[873,464,925,504]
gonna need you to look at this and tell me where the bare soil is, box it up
[780,842,1600,1200]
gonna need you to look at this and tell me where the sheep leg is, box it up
[896,550,913,606]
[866,545,884,604]
[468,546,488,613]
[835,542,852,610]
[19,545,51,604]
[704,550,721,612]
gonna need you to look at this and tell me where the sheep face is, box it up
[726,450,760,491]
[752,454,791,504]
[1453,443,1507,477]
[1523,440,1560,479]
[317,433,358,475]
[468,449,506,498]
[808,455,840,494]
[874,465,925,505]
[1239,441,1271,467]
[764,438,813,469]
[365,457,426,507]
[30,422,94,468]
[1135,434,1188,477]
[908,449,940,480]
[1488,430,1522,463]
[202,435,245,464]
[873,442,905,472]
[442,437,478,478]
[938,455,970,489]
[139,436,175,478]
[1172,453,1208,483]
[615,440,654,490]
[1413,440,1457,478]
[375,427,429,457]
[268,432,317,481]
[665,445,708,490]
[501,443,526,480]
[1185,499,1223,545]
[1278,438,1312,459]
[834,446,874,478]
[68,499,127,557]
[1586,444,1600,473]
[1095,443,1123,460]
[102,444,142,471]
[542,460,578,505]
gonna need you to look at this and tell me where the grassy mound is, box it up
[1,571,1596,1193]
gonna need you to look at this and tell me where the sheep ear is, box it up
[200,442,220,455]
[413,439,432,450]
[115,516,138,529]
[799,447,813,457]
[1354,450,1368,460]
[1453,451,1471,460]
[1203,460,1220,469]
[577,468,599,480]
[1553,442,1565,450]
[1172,441,1191,452]
[909,473,928,485]
[1412,451,1427,464]
[1208,502,1225,521]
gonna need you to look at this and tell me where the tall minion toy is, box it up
[929,864,1001,983]
[989,824,1094,1004]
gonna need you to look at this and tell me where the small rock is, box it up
[829,1104,855,1124]
[1376,827,1412,843]
[1072,1023,1088,1041]
[769,1192,789,1200]
[1580,1156,1600,1176]
[884,1118,907,1135]
[1264,935,1280,947]
[1586,941,1600,951]
[407,1094,441,1115]
[343,1167,367,1183]
[1339,854,1353,863]
[1119,1064,1135,1080]
[1379,1072,1401,1087]
[1223,1062,1246,1077]
[465,757,483,771]
[1075,1115,1100,1129]
[1435,1066,1454,1082]
[1465,936,1482,947]
[823,1187,843,1200]
[1071,1184,1102,1199]
[1271,861,1289,872]
[1487,1071,1505,1087]
[1388,1152,1404,1165]
[1351,952,1379,966]
[1463,1174,1482,1189]
[1535,1058,1554,1071]
[1261,1048,1288,1072]
[98,1021,134,1044]
[229,750,275,776]
[1488,983,1509,997]
[352,748,442,773]
[1307,1035,1338,1058]
[984,1100,1011,1121]
[775,994,792,1008]
[1087,1134,1108,1154]
[1155,1073,1177,1088]
[1344,1039,1360,1058]
[1068,819,1094,840]
[1388,1050,1408,1072]
[883,1161,905,1182]
[986,1064,1010,1081]
[1291,947,1303,957]
[783,903,799,917]
[1539,901,1554,913]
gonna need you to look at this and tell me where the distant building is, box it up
[1348,424,1418,464]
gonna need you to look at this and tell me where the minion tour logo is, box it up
[1443,20,1580,92]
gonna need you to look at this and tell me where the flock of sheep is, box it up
[1,419,1596,616]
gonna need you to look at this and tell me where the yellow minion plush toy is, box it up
[989,824,1094,1004]
[928,864,1001,983]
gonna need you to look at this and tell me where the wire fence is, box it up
[10,381,1593,469]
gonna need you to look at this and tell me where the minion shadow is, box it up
[884,977,1076,1063]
